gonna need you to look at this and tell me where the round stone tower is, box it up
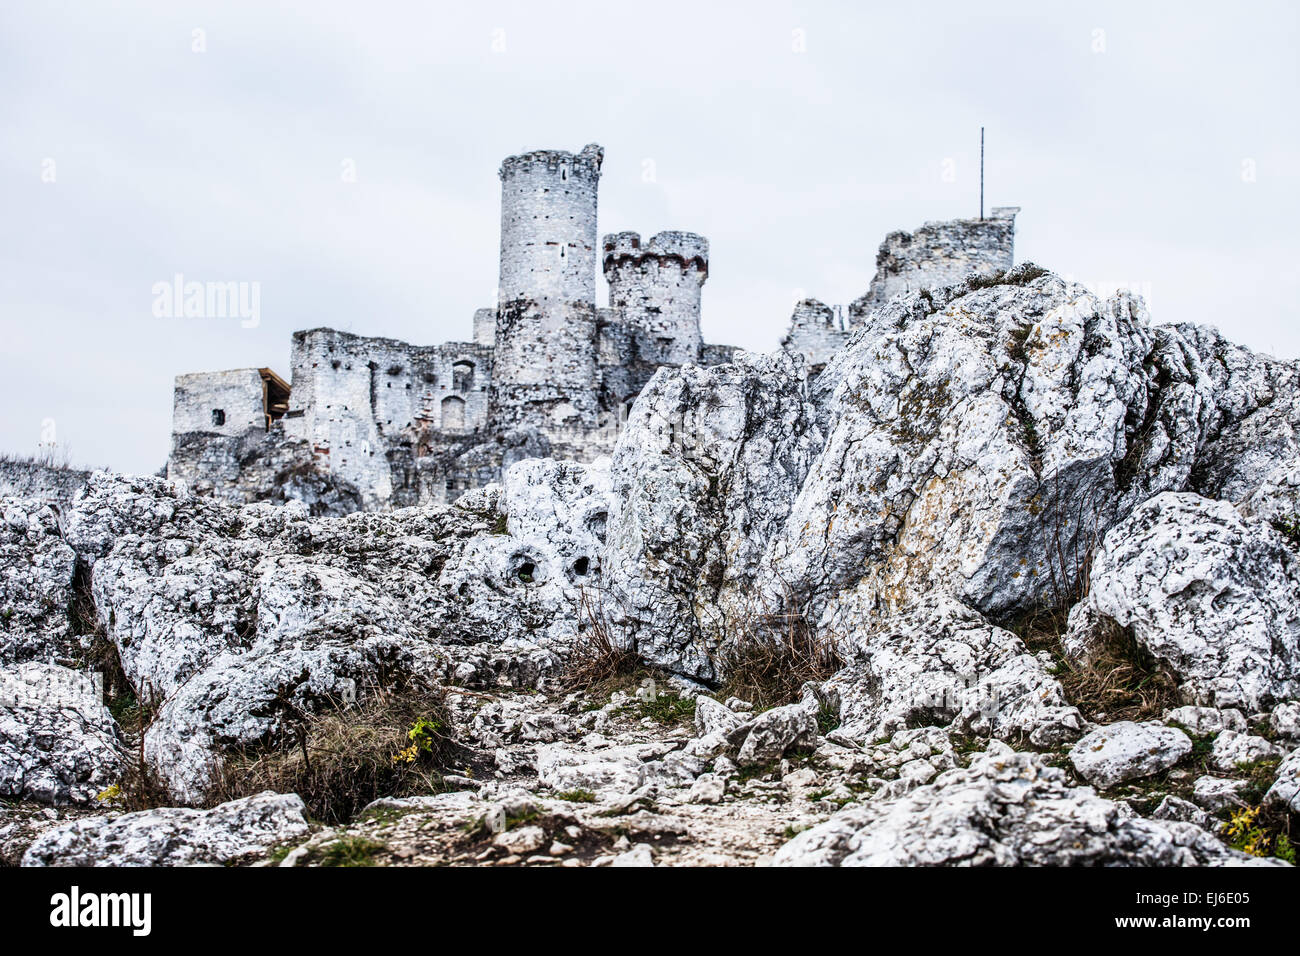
[602,230,708,367]
[492,143,604,433]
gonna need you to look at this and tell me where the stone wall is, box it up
[168,428,362,516]
[0,459,90,508]
[780,299,849,375]
[173,369,268,436]
[850,207,1018,322]
[281,328,493,509]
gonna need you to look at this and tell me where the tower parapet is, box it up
[602,230,708,367]
[492,144,604,433]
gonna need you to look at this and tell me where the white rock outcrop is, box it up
[1066,492,1300,711]
[772,748,1275,867]
[0,662,124,805]
[21,791,309,866]
[603,349,822,678]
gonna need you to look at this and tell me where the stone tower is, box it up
[602,231,708,367]
[491,143,605,435]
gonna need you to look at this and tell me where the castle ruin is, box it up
[168,144,1016,512]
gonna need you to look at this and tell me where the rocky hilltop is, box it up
[3,267,1299,867]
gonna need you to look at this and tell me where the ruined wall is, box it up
[700,343,741,367]
[851,207,1018,322]
[168,428,362,516]
[172,369,268,436]
[0,459,91,508]
[602,231,707,368]
[491,144,604,434]
[281,328,493,509]
[780,299,849,375]
[472,308,496,347]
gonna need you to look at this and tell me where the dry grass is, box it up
[208,680,455,824]
[1017,612,1177,723]
[715,593,842,710]
[561,588,650,696]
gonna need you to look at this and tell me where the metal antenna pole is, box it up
[980,127,985,220]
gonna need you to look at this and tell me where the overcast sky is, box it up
[2,1,1297,474]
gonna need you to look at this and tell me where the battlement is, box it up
[602,230,709,277]
[499,143,605,183]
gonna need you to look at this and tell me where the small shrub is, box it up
[556,789,596,803]
[1272,514,1300,549]
[1056,618,1177,722]
[209,680,455,824]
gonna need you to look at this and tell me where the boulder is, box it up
[1066,492,1300,711]
[0,663,125,805]
[735,700,819,766]
[603,349,822,678]
[824,596,1083,747]
[1067,721,1192,788]
[1264,746,1300,815]
[21,791,309,866]
[772,748,1275,867]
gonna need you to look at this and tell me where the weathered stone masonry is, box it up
[168,144,732,511]
[167,145,1017,513]
[780,207,1019,374]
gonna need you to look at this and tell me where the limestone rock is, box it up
[1164,705,1247,736]
[61,471,605,802]
[694,696,745,739]
[1068,721,1192,788]
[1208,730,1282,773]
[21,791,310,866]
[766,273,1208,621]
[1067,492,1300,711]
[0,663,125,805]
[735,700,818,767]
[1192,775,1251,812]
[772,749,1272,867]
[824,596,1083,747]
[0,497,78,664]
[535,743,646,794]
[1271,701,1300,741]
[1265,747,1300,815]
[603,349,822,678]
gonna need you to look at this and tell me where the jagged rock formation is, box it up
[603,349,822,679]
[3,263,1299,867]
[1065,493,1300,711]
[0,497,77,664]
[0,663,125,805]
[771,747,1279,867]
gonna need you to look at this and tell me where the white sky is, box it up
[2,0,1297,474]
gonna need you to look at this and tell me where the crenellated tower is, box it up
[490,143,604,435]
[602,230,708,367]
